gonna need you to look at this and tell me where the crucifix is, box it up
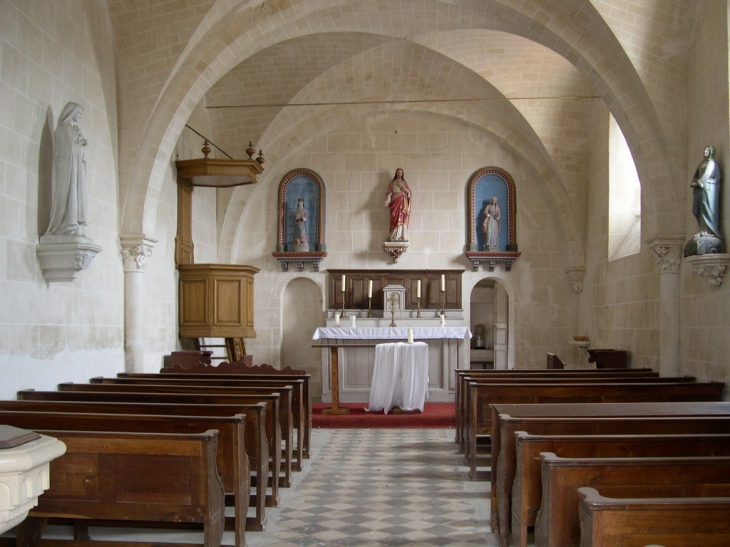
[388,292,400,327]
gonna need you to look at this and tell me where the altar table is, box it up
[312,325,470,411]
[367,342,429,414]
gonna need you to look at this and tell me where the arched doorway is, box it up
[470,279,509,370]
[281,278,324,399]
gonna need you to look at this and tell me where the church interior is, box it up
[2,1,730,546]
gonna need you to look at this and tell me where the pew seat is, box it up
[0,410,252,546]
[511,432,730,547]
[3,429,225,547]
[535,454,730,547]
[578,486,730,547]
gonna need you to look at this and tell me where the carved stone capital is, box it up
[685,254,729,286]
[564,267,585,293]
[120,235,157,272]
[646,236,684,274]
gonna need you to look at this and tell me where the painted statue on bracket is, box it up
[46,102,89,237]
[293,198,309,252]
[684,145,724,256]
[384,167,411,241]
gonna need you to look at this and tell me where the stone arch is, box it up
[117,0,676,248]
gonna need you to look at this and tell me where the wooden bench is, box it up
[491,410,730,541]
[466,381,724,480]
[512,431,730,547]
[578,486,730,547]
[453,368,659,452]
[160,360,312,460]
[457,373,689,458]
[4,396,274,521]
[59,381,292,489]
[7,429,225,547]
[118,372,309,468]
[535,454,730,547]
[94,375,304,475]
[0,410,253,545]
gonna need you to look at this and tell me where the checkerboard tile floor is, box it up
[248,428,496,547]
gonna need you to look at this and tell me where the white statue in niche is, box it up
[45,102,89,237]
[482,196,501,251]
[293,198,309,252]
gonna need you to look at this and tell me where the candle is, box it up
[440,274,445,292]
[440,313,445,326]
[416,280,421,298]
[334,312,340,326]
[341,275,346,292]
[368,280,373,298]
[407,328,414,344]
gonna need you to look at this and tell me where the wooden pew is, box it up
[58,381,291,489]
[535,454,730,547]
[458,373,690,459]
[465,380,724,480]
[160,360,313,460]
[92,376,304,476]
[115,373,306,471]
[578,486,730,547]
[512,431,730,547]
[491,411,730,541]
[453,368,659,452]
[0,411,252,547]
[6,429,225,547]
[3,396,274,519]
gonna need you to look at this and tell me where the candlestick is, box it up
[340,285,348,318]
[368,279,373,298]
[416,296,421,318]
[416,279,421,298]
[367,296,373,318]
[440,290,445,318]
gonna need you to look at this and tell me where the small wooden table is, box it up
[311,342,376,415]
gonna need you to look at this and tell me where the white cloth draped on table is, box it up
[312,326,471,340]
[367,342,429,414]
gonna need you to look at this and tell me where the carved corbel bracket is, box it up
[564,267,585,293]
[272,252,327,272]
[383,241,409,264]
[464,251,520,272]
[36,234,102,282]
[685,253,729,286]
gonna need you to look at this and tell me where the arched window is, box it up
[608,114,641,260]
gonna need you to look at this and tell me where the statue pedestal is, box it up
[683,235,724,256]
[383,241,409,263]
[36,234,101,282]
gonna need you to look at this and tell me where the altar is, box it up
[313,322,471,404]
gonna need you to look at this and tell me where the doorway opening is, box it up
[470,279,509,370]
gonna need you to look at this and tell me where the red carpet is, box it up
[312,402,455,429]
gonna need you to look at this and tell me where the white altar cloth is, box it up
[313,326,471,340]
[366,342,429,414]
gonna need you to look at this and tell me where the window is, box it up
[608,114,641,260]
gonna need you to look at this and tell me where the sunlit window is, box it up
[608,114,641,260]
